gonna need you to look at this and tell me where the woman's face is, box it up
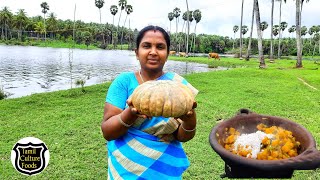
[135,30,168,72]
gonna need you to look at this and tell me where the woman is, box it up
[101,25,198,179]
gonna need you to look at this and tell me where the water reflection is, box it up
[0,45,221,98]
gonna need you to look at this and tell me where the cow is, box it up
[169,51,176,56]
[179,52,187,57]
[208,52,220,60]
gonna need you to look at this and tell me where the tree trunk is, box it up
[245,2,255,61]
[296,0,303,68]
[120,15,128,50]
[278,0,282,59]
[254,0,265,68]
[186,0,190,56]
[239,0,244,59]
[270,0,274,62]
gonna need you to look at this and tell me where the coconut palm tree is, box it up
[239,0,245,59]
[40,2,49,42]
[270,0,275,62]
[254,0,266,68]
[168,12,174,33]
[14,9,28,41]
[233,25,239,50]
[308,25,316,44]
[192,9,201,54]
[46,12,58,39]
[120,4,133,49]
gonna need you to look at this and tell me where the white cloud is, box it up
[1,0,319,38]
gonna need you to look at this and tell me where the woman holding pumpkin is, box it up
[101,25,198,179]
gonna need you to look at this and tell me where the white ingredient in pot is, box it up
[233,131,274,159]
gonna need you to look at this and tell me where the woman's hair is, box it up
[135,25,170,53]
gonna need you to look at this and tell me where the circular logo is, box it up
[11,137,50,176]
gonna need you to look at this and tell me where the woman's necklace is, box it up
[139,70,164,83]
[139,70,145,83]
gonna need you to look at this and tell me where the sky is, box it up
[1,0,319,38]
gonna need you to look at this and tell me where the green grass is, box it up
[0,57,319,179]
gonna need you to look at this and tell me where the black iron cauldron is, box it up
[209,109,320,178]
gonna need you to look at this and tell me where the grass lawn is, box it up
[0,57,319,179]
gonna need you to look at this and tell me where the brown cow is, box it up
[169,51,176,55]
[179,52,187,57]
[208,52,220,60]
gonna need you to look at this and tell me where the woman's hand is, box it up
[126,99,152,119]
[175,101,197,121]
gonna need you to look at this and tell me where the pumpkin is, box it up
[129,80,195,117]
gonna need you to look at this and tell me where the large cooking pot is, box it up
[209,109,320,178]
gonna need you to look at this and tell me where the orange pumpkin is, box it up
[129,80,195,117]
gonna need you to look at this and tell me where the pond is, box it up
[0,45,222,99]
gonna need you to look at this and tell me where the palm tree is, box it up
[308,25,315,44]
[245,2,255,61]
[117,0,127,48]
[120,4,133,49]
[260,21,268,37]
[95,0,104,24]
[276,0,287,59]
[110,5,118,48]
[168,12,174,33]
[301,26,307,45]
[273,25,280,37]
[270,0,275,62]
[95,0,105,46]
[14,9,28,41]
[295,0,310,68]
[192,9,201,54]
[117,0,127,31]
[40,2,49,42]
[233,25,239,50]
[288,25,296,38]
[185,0,190,56]
[241,25,248,47]
[254,0,266,68]
[46,12,58,39]
[173,7,181,35]
[278,21,288,58]
[239,0,245,59]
